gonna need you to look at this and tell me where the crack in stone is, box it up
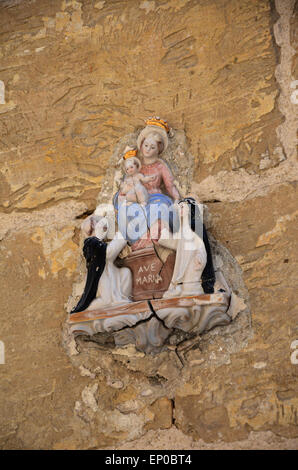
[147,300,171,330]
[112,310,156,333]
[112,299,171,334]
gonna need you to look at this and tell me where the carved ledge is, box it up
[67,290,232,354]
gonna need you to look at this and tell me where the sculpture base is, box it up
[68,290,232,354]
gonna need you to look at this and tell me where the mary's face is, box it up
[141,137,159,160]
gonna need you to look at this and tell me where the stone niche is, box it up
[65,125,250,357]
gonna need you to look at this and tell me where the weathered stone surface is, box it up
[0,0,297,450]
[172,182,298,441]
[175,398,235,441]
[145,397,173,431]
[0,0,287,214]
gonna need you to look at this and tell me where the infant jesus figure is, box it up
[118,149,155,206]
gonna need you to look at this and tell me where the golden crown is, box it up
[145,116,170,134]
[123,149,138,160]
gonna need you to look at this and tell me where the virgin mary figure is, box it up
[114,117,181,251]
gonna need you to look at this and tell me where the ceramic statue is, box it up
[68,117,234,354]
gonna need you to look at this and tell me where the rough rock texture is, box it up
[0,0,297,450]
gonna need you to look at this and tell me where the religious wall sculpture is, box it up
[67,117,235,354]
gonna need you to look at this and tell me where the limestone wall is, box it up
[0,0,297,449]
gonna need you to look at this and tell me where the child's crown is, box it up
[123,149,138,160]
